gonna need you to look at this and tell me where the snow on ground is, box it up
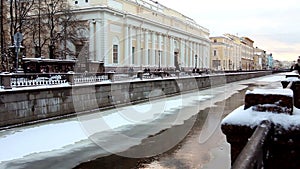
[0,93,213,164]
[222,106,300,129]
[0,121,87,162]
[257,73,285,82]
[222,72,300,129]
[245,88,293,97]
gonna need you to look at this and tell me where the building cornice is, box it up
[71,5,210,43]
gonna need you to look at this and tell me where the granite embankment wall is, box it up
[0,71,271,128]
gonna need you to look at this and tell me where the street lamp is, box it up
[49,1,55,59]
[195,54,198,68]
[158,50,161,70]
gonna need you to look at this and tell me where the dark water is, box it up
[74,87,248,169]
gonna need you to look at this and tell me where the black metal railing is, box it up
[232,120,272,169]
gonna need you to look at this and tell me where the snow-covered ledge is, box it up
[222,106,300,130]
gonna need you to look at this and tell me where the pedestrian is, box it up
[292,58,300,74]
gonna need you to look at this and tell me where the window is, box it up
[214,39,217,43]
[75,1,78,4]
[85,0,88,2]
[113,45,118,64]
[213,50,217,56]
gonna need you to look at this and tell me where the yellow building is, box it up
[68,0,211,71]
[210,35,242,71]
[210,34,256,71]
[210,36,235,70]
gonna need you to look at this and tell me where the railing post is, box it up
[232,120,272,169]
[176,70,180,78]
[137,71,143,80]
[1,72,12,89]
[67,72,75,85]
[107,72,115,82]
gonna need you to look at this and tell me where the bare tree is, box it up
[0,0,5,71]
[24,0,85,59]
[8,0,35,45]
[2,0,85,69]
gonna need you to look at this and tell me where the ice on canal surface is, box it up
[0,93,214,163]
[0,73,286,168]
[0,121,87,163]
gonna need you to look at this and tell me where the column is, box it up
[203,43,207,68]
[201,44,205,68]
[170,36,174,67]
[144,30,149,66]
[185,40,189,68]
[206,43,210,68]
[151,31,156,66]
[128,26,132,65]
[89,20,95,61]
[163,35,167,67]
[197,43,200,68]
[158,33,162,68]
[180,39,185,68]
[124,25,129,66]
[95,21,101,61]
[194,42,197,68]
[189,41,193,67]
[136,27,141,65]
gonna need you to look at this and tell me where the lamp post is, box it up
[195,54,198,68]
[158,50,161,70]
[49,1,54,59]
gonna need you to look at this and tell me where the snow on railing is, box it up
[11,79,68,87]
[74,75,108,84]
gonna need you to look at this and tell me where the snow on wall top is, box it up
[222,106,300,129]
[284,77,300,82]
[245,88,293,97]
[286,71,299,76]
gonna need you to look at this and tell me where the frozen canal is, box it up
[0,73,285,169]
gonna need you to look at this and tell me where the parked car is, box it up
[35,77,49,82]
[49,75,62,81]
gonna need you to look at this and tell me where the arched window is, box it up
[112,37,119,64]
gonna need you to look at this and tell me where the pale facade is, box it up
[254,47,267,70]
[240,37,255,70]
[210,34,257,71]
[210,35,242,71]
[69,0,210,71]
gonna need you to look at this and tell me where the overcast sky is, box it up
[158,0,300,61]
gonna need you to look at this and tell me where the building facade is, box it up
[210,34,259,71]
[254,47,267,70]
[69,0,210,72]
[267,53,273,69]
[210,36,240,70]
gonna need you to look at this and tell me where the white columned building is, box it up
[69,0,210,72]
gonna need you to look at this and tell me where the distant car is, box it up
[35,77,49,82]
[49,75,62,81]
